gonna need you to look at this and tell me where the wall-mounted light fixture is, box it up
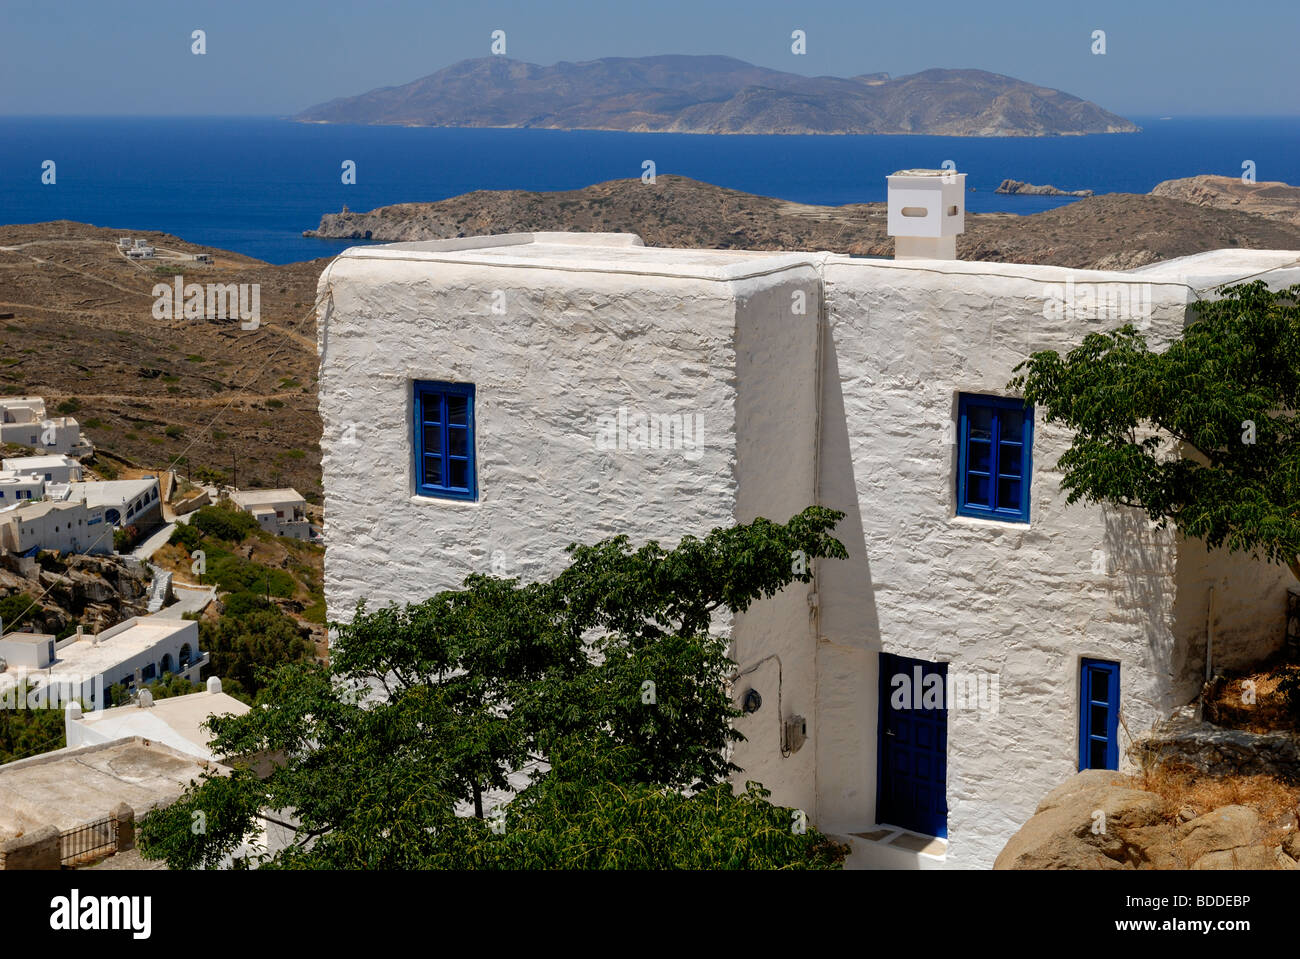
[742,688,763,714]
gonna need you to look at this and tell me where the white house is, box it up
[1,454,83,484]
[314,172,1300,868]
[0,615,206,712]
[66,677,249,763]
[230,488,311,540]
[65,478,161,530]
[0,397,92,457]
[0,473,44,506]
[0,499,110,556]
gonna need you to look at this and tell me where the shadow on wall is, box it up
[1100,504,1177,706]
[812,323,884,826]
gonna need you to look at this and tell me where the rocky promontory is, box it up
[995,179,1093,197]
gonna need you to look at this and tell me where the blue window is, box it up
[1079,658,1120,770]
[414,381,476,500]
[956,394,1033,522]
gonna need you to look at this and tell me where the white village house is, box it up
[315,171,1300,868]
[230,488,312,540]
[0,614,206,711]
[0,397,92,457]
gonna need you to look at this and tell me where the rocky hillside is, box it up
[0,223,324,499]
[1151,174,1300,227]
[306,174,1300,270]
[296,55,1139,136]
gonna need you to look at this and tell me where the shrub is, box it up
[191,504,257,543]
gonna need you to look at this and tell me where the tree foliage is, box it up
[138,507,849,869]
[1011,281,1300,580]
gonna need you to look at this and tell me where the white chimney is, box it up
[137,688,153,708]
[887,168,966,260]
[206,676,222,695]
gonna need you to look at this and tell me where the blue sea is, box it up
[0,116,1295,264]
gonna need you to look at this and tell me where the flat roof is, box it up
[1,617,194,683]
[69,478,156,507]
[338,232,820,282]
[2,454,77,470]
[74,690,250,762]
[336,232,1300,290]
[0,738,218,837]
[0,632,56,645]
[231,488,305,506]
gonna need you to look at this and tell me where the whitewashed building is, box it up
[2,454,83,484]
[230,488,311,540]
[0,397,92,457]
[0,616,206,712]
[314,174,1300,868]
[0,499,110,556]
[65,478,161,530]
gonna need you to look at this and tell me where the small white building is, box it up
[230,488,311,540]
[315,174,1300,868]
[66,677,249,763]
[0,615,206,711]
[0,499,110,555]
[65,478,161,530]
[1,454,83,484]
[0,473,44,505]
[0,397,92,457]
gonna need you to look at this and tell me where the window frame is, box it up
[1079,658,1120,771]
[955,393,1033,523]
[413,380,477,501]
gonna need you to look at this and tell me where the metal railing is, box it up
[60,815,117,867]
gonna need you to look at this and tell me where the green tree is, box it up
[200,595,312,698]
[1012,281,1300,581]
[138,507,849,869]
[190,504,257,543]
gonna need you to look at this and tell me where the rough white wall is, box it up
[317,249,743,618]
[814,258,1198,867]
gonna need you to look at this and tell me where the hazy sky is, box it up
[1,0,1295,117]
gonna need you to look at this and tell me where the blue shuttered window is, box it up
[414,381,477,501]
[1079,658,1120,771]
[956,394,1033,523]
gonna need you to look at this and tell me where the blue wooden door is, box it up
[877,652,949,838]
[1079,659,1120,770]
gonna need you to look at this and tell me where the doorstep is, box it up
[831,825,949,870]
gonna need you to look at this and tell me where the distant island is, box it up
[294,55,1140,137]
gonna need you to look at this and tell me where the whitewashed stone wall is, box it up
[317,236,1298,869]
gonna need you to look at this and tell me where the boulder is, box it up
[1177,805,1262,864]
[994,770,1167,870]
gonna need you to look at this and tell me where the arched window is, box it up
[160,653,174,675]
[179,643,192,668]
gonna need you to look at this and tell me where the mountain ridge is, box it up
[295,55,1140,137]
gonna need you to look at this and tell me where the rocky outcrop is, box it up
[0,553,151,635]
[995,179,1093,197]
[1151,174,1300,226]
[996,770,1298,870]
[295,56,1140,137]
[1133,716,1300,782]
